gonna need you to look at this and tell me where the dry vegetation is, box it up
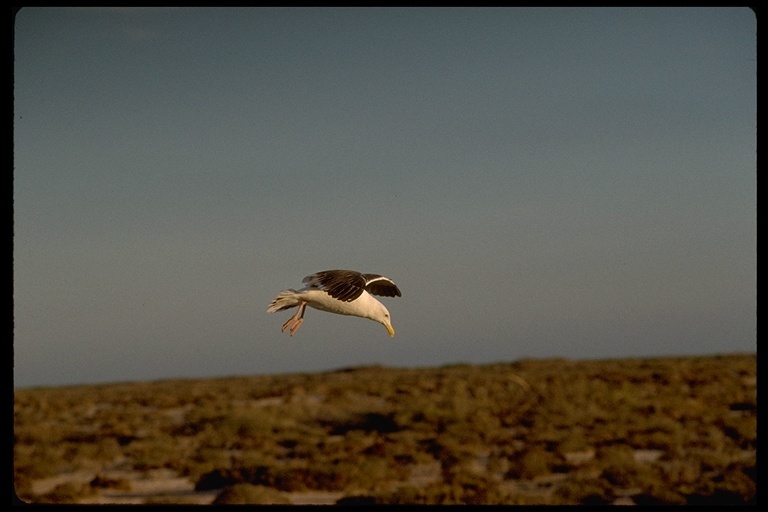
[14,354,756,505]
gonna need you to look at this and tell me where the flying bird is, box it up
[267,270,402,337]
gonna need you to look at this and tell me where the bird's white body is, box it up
[268,270,401,337]
[269,288,389,320]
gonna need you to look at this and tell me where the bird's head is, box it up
[376,304,395,337]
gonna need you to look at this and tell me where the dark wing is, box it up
[303,270,367,302]
[362,274,402,298]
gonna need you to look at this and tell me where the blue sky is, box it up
[13,7,756,388]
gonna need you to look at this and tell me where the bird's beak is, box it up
[386,324,395,337]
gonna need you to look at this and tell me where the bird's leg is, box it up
[288,302,308,336]
[281,302,307,335]
[281,310,297,333]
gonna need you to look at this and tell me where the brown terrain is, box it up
[13,353,756,505]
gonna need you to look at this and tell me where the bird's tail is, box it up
[267,289,300,313]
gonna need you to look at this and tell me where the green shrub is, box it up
[369,478,508,505]
[35,482,95,504]
[554,476,612,505]
[14,354,756,506]
[89,474,131,491]
[505,446,555,479]
[213,483,290,504]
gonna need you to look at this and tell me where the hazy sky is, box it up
[13,7,756,388]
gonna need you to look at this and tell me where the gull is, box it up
[267,270,401,337]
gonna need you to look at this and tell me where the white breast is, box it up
[302,289,381,318]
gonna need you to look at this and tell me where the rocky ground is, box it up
[14,353,756,505]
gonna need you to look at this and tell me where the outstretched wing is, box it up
[303,270,366,302]
[362,274,402,298]
[303,270,401,302]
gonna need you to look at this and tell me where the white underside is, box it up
[268,285,394,336]
[296,288,382,318]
